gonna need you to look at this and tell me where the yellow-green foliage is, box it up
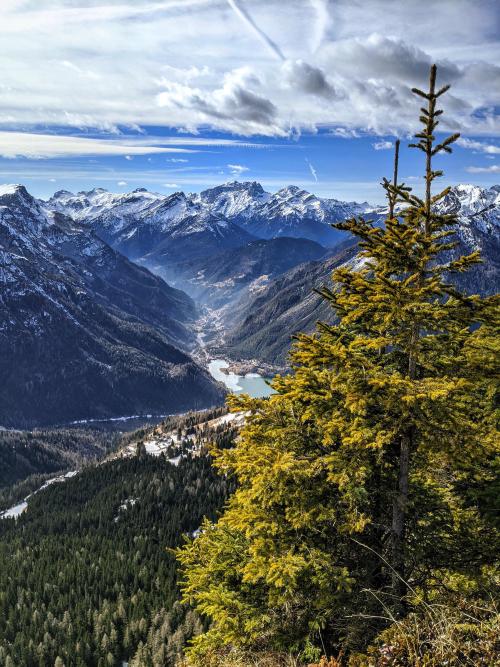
[176,66,499,664]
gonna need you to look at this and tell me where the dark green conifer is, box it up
[176,65,499,662]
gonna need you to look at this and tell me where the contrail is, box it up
[305,158,318,182]
[309,0,330,53]
[226,0,285,61]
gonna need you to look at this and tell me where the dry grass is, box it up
[351,599,500,666]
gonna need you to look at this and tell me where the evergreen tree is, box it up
[176,65,498,662]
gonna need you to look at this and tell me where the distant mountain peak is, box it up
[81,187,108,196]
[52,189,75,199]
[0,183,30,198]
[277,185,303,195]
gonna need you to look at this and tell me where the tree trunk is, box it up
[391,429,411,613]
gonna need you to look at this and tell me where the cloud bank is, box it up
[0,0,497,146]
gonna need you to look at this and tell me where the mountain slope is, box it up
[0,185,224,428]
[221,244,358,366]
[221,184,500,366]
[0,454,229,666]
[164,236,329,307]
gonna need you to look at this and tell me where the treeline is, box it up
[0,446,234,666]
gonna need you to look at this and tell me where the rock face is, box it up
[0,185,225,428]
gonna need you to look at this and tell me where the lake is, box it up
[208,359,275,398]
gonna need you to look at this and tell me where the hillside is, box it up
[220,184,500,366]
[0,185,225,428]
[0,409,238,665]
[170,236,329,307]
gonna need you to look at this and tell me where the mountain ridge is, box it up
[0,185,225,428]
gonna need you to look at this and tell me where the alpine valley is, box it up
[1,180,499,427]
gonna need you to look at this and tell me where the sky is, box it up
[0,0,499,202]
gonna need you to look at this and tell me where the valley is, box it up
[1,179,498,429]
[2,7,498,665]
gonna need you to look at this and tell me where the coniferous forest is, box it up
[0,453,232,666]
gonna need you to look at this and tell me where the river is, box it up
[208,359,275,398]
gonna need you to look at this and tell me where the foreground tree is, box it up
[177,66,499,664]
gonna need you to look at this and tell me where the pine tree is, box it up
[176,65,499,662]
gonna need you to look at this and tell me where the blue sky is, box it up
[0,0,498,202]
[1,127,499,203]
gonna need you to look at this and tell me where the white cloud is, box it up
[157,67,281,135]
[330,127,360,139]
[117,180,127,186]
[0,1,498,137]
[164,183,179,188]
[457,138,500,154]
[226,0,285,62]
[0,131,264,159]
[309,0,331,53]
[281,59,337,99]
[228,163,249,175]
[0,132,200,159]
[465,165,500,173]
[167,158,189,163]
[373,140,393,150]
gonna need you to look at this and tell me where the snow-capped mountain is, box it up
[48,187,255,264]
[436,184,500,244]
[194,180,271,219]
[47,181,372,255]
[219,183,500,366]
[196,182,370,245]
[45,180,499,304]
[2,180,498,422]
[0,184,224,428]
[46,181,500,254]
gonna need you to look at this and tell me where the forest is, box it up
[0,449,233,666]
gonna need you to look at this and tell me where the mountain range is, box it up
[0,185,224,428]
[1,180,498,426]
[220,183,500,366]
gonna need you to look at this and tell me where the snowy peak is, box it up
[46,187,163,225]
[42,180,500,254]
[0,183,39,210]
[0,183,52,237]
[196,180,270,220]
[441,184,500,218]
[437,184,500,242]
[0,183,30,198]
[199,180,266,201]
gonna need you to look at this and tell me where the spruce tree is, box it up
[176,64,498,662]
